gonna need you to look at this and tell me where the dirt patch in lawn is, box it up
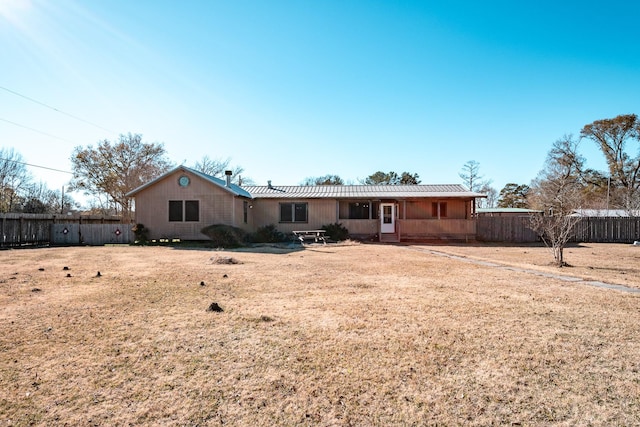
[1,243,639,426]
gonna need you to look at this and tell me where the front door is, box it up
[380,203,395,234]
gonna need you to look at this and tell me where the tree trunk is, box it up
[553,245,564,267]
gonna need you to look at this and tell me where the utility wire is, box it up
[0,117,80,145]
[0,85,117,135]
[0,157,73,175]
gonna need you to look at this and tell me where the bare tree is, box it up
[580,168,610,209]
[193,156,250,184]
[70,133,173,221]
[459,160,483,191]
[528,136,583,267]
[459,160,495,208]
[0,148,32,212]
[21,182,77,214]
[581,114,640,212]
[480,184,498,208]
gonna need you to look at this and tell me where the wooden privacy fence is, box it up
[572,217,640,243]
[50,224,133,246]
[0,213,131,247]
[477,215,640,243]
[476,216,540,243]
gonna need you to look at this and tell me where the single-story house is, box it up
[126,166,486,242]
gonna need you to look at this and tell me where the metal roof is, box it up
[188,168,253,198]
[571,209,640,217]
[242,184,485,199]
[127,170,486,200]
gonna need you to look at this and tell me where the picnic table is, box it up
[292,230,327,245]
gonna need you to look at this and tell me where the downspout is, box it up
[232,197,236,226]
[225,170,235,225]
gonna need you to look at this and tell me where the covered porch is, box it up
[337,198,478,242]
[339,218,477,242]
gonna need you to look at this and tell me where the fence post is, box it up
[19,215,23,245]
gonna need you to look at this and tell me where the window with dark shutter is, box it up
[185,200,199,222]
[169,201,183,222]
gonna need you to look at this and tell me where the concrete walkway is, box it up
[408,246,640,295]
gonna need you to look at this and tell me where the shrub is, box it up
[132,223,150,245]
[250,224,287,243]
[321,223,349,241]
[200,224,247,248]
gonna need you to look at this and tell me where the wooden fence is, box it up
[0,213,132,248]
[476,216,540,243]
[477,216,640,243]
[572,217,640,243]
[3,213,639,247]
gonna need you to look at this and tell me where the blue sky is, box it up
[1,0,639,205]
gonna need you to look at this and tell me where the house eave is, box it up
[126,165,253,199]
[242,184,486,200]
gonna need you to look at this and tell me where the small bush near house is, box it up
[321,223,349,242]
[200,224,247,248]
[132,223,150,244]
[249,224,287,243]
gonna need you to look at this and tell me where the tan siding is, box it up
[404,199,469,219]
[133,170,241,240]
[339,219,378,237]
[306,199,338,229]
[251,199,338,234]
[399,219,476,240]
[249,200,277,229]
[405,200,431,219]
[338,201,350,219]
[248,198,475,238]
[132,172,480,241]
[235,198,252,232]
[444,199,469,219]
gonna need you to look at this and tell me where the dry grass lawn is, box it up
[420,242,640,290]
[1,242,639,426]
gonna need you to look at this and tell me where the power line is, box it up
[0,117,80,145]
[0,157,73,175]
[0,85,117,135]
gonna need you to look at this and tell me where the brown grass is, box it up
[418,242,640,290]
[1,242,639,426]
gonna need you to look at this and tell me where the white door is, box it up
[380,203,395,233]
